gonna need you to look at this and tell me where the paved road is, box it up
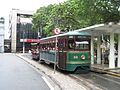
[75,72,120,90]
[0,53,50,90]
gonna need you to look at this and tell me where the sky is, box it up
[0,0,66,39]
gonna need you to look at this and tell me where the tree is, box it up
[94,0,120,23]
[32,0,120,37]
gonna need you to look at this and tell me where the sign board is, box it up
[20,39,27,42]
[53,28,61,35]
[20,39,40,42]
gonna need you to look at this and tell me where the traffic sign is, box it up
[53,28,61,35]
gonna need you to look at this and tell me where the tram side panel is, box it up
[40,50,55,64]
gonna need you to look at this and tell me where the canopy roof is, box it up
[74,23,120,36]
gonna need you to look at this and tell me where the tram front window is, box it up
[75,41,89,50]
[68,39,89,50]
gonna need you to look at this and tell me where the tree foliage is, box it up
[32,0,120,37]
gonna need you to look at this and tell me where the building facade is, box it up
[9,9,38,53]
[0,17,5,53]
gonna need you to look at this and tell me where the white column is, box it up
[11,10,17,52]
[117,34,120,67]
[91,36,94,65]
[109,33,115,68]
[97,36,101,64]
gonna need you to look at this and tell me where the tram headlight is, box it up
[81,55,85,60]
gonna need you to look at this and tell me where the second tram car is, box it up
[31,43,39,60]
[39,31,91,71]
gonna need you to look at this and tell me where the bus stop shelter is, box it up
[74,22,120,70]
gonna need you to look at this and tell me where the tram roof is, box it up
[40,31,91,40]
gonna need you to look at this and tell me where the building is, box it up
[0,17,5,53]
[9,9,38,53]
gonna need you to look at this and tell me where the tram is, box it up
[39,31,91,72]
[31,43,39,60]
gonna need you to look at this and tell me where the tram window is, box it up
[59,40,64,47]
[51,43,55,47]
[80,44,83,49]
[69,43,75,49]
[68,40,75,49]
[75,41,89,50]
[84,44,89,49]
[59,42,63,47]
[41,44,45,50]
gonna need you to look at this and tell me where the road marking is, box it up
[42,76,54,90]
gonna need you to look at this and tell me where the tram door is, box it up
[58,38,66,69]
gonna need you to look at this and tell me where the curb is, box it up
[105,72,120,77]
[91,68,120,77]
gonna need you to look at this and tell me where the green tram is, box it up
[39,31,91,72]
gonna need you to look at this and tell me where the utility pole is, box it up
[23,30,25,54]
[53,17,60,74]
[22,23,26,54]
